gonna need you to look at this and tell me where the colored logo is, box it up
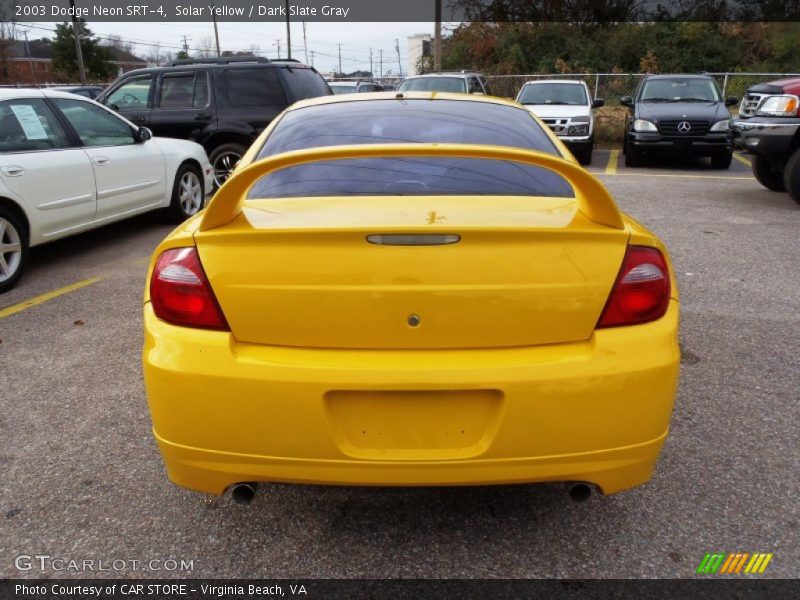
[696,552,773,574]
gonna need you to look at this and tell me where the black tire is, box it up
[752,154,786,192]
[0,206,29,294]
[167,163,205,223]
[711,152,733,169]
[624,146,641,167]
[577,147,593,166]
[209,142,247,189]
[784,147,800,204]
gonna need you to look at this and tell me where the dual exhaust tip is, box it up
[228,482,594,505]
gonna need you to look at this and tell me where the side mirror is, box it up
[725,96,739,107]
[592,98,605,109]
[135,126,152,143]
[620,96,633,107]
[107,103,120,112]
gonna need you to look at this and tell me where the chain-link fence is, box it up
[483,73,800,104]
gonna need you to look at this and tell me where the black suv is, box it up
[621,74,738,168]
[98,57,331,186]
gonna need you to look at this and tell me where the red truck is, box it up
[732,77,800,203]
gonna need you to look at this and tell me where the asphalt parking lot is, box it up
[1,150,798,579]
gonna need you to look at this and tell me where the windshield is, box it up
[329,84,356,95]
[251,99,572,199]
[517,83,588,106]
[640,78,721,102]
[398,77,467,93]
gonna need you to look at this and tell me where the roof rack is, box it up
[272,58,302,63]
[168,56,271,67]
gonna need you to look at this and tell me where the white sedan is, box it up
[0,88,214,292]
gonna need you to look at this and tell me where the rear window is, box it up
[280,67,331,100]
[250,99,572,199]
[224,67,285,106]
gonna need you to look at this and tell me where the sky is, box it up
[18,21,438,76]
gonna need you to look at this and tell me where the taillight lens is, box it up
[150,247,229,330]
[597,246,671,328]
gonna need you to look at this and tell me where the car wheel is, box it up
[168,164,205,223]
[710,152,732,169]
[577,151,592,166]
[624,146,640,167]
[784,147,800,204]
[752,154,786,192]
[0,207,28,294]
[210,143,246,189]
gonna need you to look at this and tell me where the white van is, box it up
[516,80,604,165]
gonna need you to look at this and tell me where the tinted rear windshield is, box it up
[518,83,588,106]
[398,77,467,93]
[251,99,571,199]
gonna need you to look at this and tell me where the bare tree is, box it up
[196,36,214,58]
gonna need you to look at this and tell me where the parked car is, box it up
[143,92,679,502]
[50,85,105,99]
[732,76,800,150]
[98,57,331,188]
[0,89,213,293]
[735,92,800,202]
[516,79,604,165]
[397,71,492,95]
[327,80,386,94]
[621,74,738,168]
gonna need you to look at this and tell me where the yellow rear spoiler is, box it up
[199,143,625,231]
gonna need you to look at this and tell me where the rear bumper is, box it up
[143,301,680,496]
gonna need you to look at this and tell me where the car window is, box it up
[252,99,571,199]
[468,77,483,93]
[640,78,721,102]
[280,67,330,100]
[0,98,70,152]
[224,68,285,106]
[106,75,152,110]
[159,71,209,108]
[398,77,467,93]
[517,83,588,106]
[329,84,356,95]
[53,99,135,147]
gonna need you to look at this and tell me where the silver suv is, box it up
[398,71,491,95]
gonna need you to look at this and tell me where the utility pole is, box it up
[369,48,373,77]
[434,0,442,71]
[310,50,315,68]
[337,43,342,76]
[284,0,291,59]
[379,49,383,78]
[181,35,191,55]
[69,0,87,84]
[211,2,221,56]
[274,39,281,59]
[395,39,402,78]
[302,22,308,64]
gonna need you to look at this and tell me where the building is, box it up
[407,33,432,77]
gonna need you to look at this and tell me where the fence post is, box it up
[594,73,600,99]
[722,73,729,96]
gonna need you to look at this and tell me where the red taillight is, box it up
[150,247,229,330]
[597,245,671,328]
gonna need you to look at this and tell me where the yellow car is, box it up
[143,93,679,503]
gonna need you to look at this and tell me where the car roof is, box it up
[643,74,714,80]
[521,80,586,86]
[0,88,101,101]
[287,91,523,112]
[402,73,480,80]
[117,62,315,78]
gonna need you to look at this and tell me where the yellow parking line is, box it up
[605,150,619,174]
[733,152,751,167]
[0,277,103,320]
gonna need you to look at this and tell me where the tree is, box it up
[51,21,113,81]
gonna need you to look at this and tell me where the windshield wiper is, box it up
[679,97,715,102]
[642,97,676,103]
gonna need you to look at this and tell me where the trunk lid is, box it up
[195,196,629,349]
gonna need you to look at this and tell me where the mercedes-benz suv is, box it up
[621,74,738,168]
